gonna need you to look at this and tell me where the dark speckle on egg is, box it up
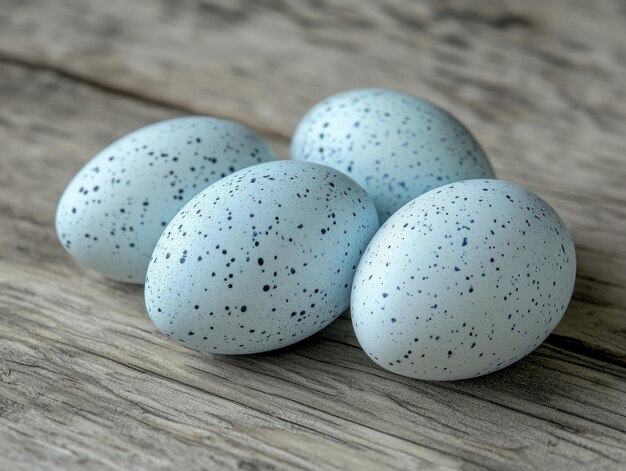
[351,179,576,381]
[145,160,380,355]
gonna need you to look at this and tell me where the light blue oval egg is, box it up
[145,160,379,354]
[56,116,276,283]
[291,88,495,222]
[351,179,576,380]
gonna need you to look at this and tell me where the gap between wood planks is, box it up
[1,50,623,372]
[0,52,290,143]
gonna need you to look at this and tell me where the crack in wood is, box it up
[0,51,291,144]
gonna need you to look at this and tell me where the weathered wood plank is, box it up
[2,269,625,471]
[0,60,625,470]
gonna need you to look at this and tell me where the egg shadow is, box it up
[101,277,145,296]
[545,238,625,367]
[196,310,366,382]
[217,310,357,361]
[435,354,558,403]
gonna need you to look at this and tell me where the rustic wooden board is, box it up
[1,1,625,469]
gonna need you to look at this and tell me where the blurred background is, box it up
[3,0,625,159]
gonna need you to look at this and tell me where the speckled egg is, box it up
[351,179,576,380]
[56,116,276,283]
[145,160,379,354]
[291,88,495,222]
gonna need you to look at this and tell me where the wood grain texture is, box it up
[0,1,625,470]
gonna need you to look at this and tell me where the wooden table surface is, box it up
[1,1,625,470]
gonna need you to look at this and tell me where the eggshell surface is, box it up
[56,116,276,283]
[145,160,379,354]
[291,88,495,222]
[351,179,576,380]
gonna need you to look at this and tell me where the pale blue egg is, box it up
[145,160,379,354]
[291,88,495,222]
[56,116,276,283]
[351,179,576,380]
